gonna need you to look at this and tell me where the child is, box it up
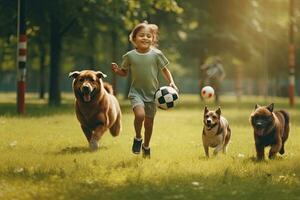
[201,57,226,103]
[111,21,178,158]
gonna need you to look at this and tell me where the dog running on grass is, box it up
[250,103,289,160]
[69,70,122,150]
[202,106,231,157]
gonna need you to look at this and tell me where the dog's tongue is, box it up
[83,93,91,102]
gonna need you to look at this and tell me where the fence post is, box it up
[17,0,27,114]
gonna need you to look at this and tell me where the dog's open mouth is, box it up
[80,83,96,103]
[205,122,216,129]
[255,127,265,136]
[83,91,91,102]
[81,88,95,102]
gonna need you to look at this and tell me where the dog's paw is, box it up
[89,139,99,151]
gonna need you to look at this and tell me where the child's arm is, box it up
[161,67,179,92]
[111,63,128,77]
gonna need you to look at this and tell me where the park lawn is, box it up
[0,93,300,200]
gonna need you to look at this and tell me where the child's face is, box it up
[133,27,153,52]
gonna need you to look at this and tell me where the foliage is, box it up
[0,0,299,99]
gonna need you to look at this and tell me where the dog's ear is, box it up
[69,71,80,79]
[96,71,107,79]
[255,104,260,109]
[267,103,274,112]
[204,106,209,114]
[216,107,221,116]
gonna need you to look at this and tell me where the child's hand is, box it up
[111,63,128,77]
[169,82,179,93]
[111,63,119,73]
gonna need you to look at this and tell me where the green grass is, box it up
[0,93,300,200]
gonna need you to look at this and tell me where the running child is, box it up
[111,21,178,158]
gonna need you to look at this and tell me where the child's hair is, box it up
[129,21,159,48]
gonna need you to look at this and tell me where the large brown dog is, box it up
[69,70,122,150]
[250,103,289,160]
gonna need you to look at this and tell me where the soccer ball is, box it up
[155,86,179,110]
[201,86,215,99]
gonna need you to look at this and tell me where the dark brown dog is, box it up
[250,103,289,160]
[69,70,122,150]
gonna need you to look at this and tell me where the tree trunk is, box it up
[235,63,242,103]
[87,31,95,69]
[38,40,46,99]
[123,42,132,100]
[111,30,117,95]
[198,56,204,101]
[49,15,62,106]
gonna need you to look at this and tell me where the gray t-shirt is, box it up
[121,48,169,102]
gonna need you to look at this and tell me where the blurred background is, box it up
[0,0,299,106]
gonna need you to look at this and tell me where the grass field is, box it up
[0,93,300,200]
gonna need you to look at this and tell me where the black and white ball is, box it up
[155,86,179,110]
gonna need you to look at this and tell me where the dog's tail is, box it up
[279,110,290,127]
[278,110,289,155]
[280,110,290,136]
[103,82,114,94]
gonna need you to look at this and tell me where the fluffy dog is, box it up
[69,70,122,150]
[250,103,289,160]
[202,106,231,157]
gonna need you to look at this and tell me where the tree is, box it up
[28,0,88,106]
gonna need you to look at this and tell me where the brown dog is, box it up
[202,106,231,157]
[69,70,122,150]
[250,103,289,160]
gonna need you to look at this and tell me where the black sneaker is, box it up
[132,137,142,154]
[142,145,151,159]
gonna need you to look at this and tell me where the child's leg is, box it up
[133,105,145,139]
[143,116,154,148]
[143,102,156,148]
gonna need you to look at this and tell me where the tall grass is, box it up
[0,93,299,200]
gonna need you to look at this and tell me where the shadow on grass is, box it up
[2,155,300,200]
[56,145,109,155]
[58,146,93,154]
[0,102,133,117]
[0,102,74,117]
[60,157,300,200]
[59,172,300,200]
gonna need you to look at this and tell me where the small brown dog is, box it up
[69,70,122,150]
[250,103,289,160]
[202,106,231,157]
